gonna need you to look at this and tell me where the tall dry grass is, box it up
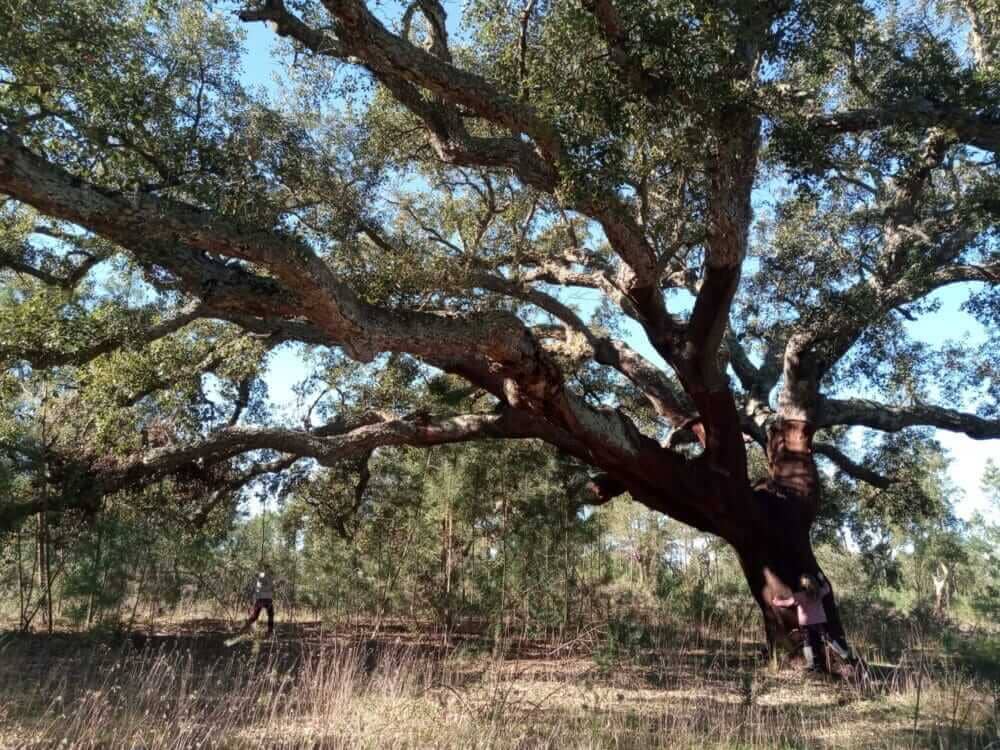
[1,618,997,750]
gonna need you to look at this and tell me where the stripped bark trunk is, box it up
[745,419,848,663]
[637,408,847,664]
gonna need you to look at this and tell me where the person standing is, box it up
[244,565,275,637]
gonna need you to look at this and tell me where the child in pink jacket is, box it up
[772,573,849,672]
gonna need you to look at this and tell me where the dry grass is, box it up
[1,616,997,750]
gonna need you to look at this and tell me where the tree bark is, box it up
[38,510,52,634]
[732,493,845,651]
[626,401,848,665]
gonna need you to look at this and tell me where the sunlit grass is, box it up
[1,611,997,749]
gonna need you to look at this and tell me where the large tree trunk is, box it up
[734,492,847,658]
[625,398,851,667]
[724,418,849,669]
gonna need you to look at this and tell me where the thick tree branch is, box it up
[9,141,660,473]
[962,0,998,68]
[775,249,996,425]
[0,133,673,482]
[582,473,628,506]
[0,131,601,450]
[7,412,536,534]
[811,98,1000,156]
[727,331,784,427]
[923,261,1000,286]
[110,409,571,488]
[471,271,692,425]
[189,454,302,528]
[817,397,1000,440]
[0,492,101,533]
[685,123,759,391]
[319,0,562,161]
[239,0,344,55]
[774,129,992,426]
[238,1,679,360]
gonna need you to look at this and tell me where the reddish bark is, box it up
[766,419,821,514]
[735,422,848,665]
[665,403,845,661]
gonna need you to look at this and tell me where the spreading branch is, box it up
[2,302,207,369]
[811,98,1000,157]
[813,442,895,489]
[0,248,102,290]
[818,397,1000,440]
[238,0,680,362]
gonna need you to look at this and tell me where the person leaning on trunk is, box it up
[772,573,852,673]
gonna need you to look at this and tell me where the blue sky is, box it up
[235,9,997,520]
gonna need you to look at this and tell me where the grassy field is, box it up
[1,608,998,749]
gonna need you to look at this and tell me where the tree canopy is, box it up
[1,0,998,636]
